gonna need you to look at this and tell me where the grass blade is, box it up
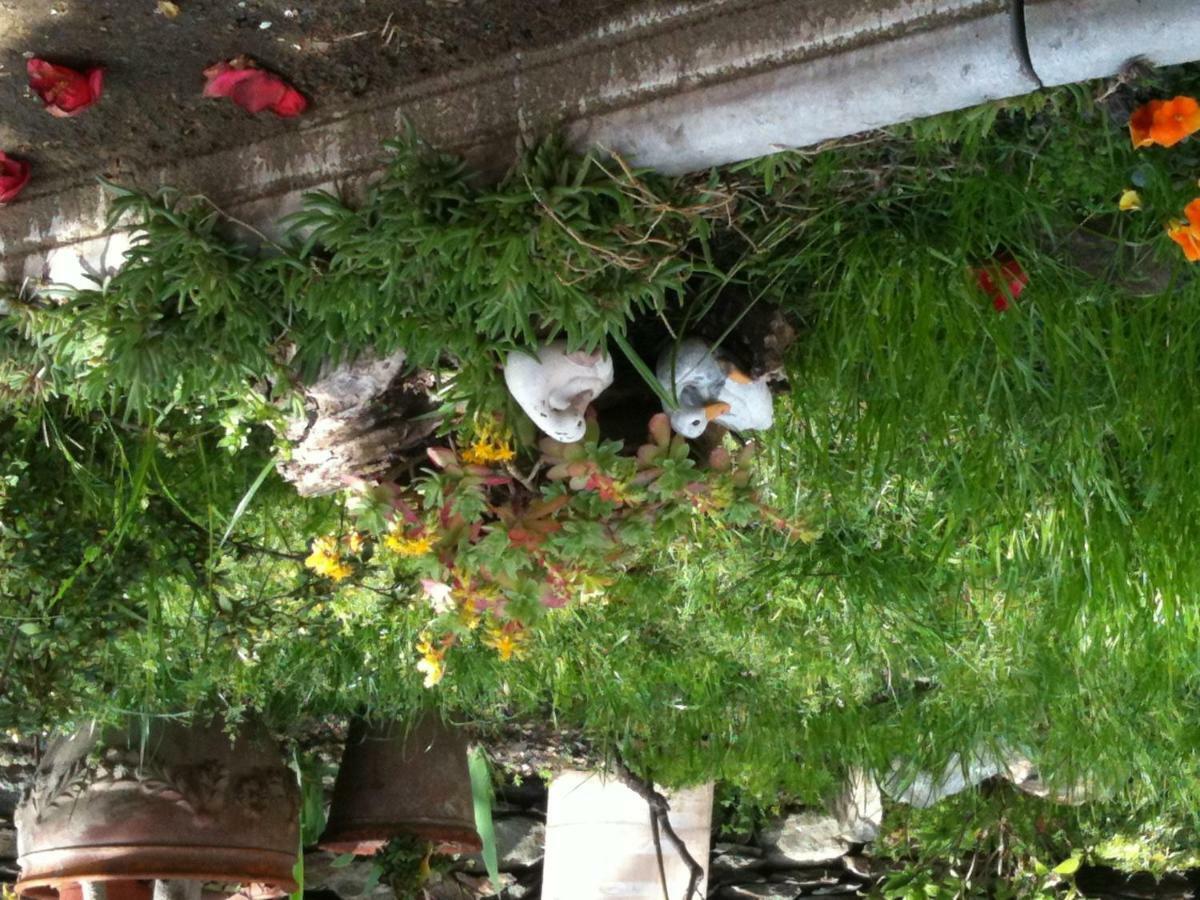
[468,745,502,895]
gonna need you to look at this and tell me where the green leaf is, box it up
[469,745,501,894]
[1053,854,1082,876]
[219,456,276,548]
[612,330,675,407]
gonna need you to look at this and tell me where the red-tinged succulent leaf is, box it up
[648,413,671,447]
[540,590,569,609]
[546,463,571,481]
[737,443,757,466]
[27,59,104,116]
[732,470,751,488]
[568,475,589,491]
[631,468,662,485]
[530,494,571,517]
[670,436,691,460]
[507,527,543,550]
[567,461,590,478]
[708,447,732,471]
[636,443,663,467]
[0,153,31,204]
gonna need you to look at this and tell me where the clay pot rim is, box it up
[16,845,299,895]
[17,875,298,894]
[318,823,482,856]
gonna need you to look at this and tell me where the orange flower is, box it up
[1167,199,1200,262]
[1129,96,1200,148]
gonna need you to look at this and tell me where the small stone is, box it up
[303,851,393,900]
[713,842,762,857]
[759,810,848,866]
[843,855,879,880]
[426,872,513,899]
[718,883,805,900]
[766,870,843,890]
[459,815,545,872]
[712,851,765,875]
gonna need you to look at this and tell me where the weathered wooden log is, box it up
[275,351,440,497]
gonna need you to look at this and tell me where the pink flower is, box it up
[420,579,455,614]
[0,153,31,204]
[203,56,307,117]
[27,59,104,117]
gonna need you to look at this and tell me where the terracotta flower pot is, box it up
[319,717,481,855]
[15,719,300,898]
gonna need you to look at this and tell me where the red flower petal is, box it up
[230,73,289,114]
[202,65,261,99]
[975,255,1028,313]
[271,85,308,118]
[203,57,307,117]
[27,59,103,116]
[0,152,31,204]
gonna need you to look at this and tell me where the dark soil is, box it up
[0,0,646,187]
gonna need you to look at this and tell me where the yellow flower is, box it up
[458,599,482,630]
[1118,189,1142,212]
[461,420,516,466]
[384,529,434,556]
[483,623,528,662]
[416,634,446,688]
[347,531,366,555]
[305,535,353,582]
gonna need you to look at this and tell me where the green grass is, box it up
[5,62,1200,884]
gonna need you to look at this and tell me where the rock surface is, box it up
[461,815,546,872]
[760,810,848,866]
[303,851,393,900]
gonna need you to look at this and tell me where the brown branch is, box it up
[649,806,670,900]
[613,756,705,900]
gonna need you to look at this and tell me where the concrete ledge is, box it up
[3,0,1198,290]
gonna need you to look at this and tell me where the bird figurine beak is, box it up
[704,401,732,421]
[726,367,753,385]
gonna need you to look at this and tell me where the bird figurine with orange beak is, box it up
[656,338,773,438]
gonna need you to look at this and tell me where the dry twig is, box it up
[613,756,705,900]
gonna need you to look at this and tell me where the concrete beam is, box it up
[2,0,1197,291]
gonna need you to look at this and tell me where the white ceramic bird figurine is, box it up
[504,341,614,442]
[656,338,773,438]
